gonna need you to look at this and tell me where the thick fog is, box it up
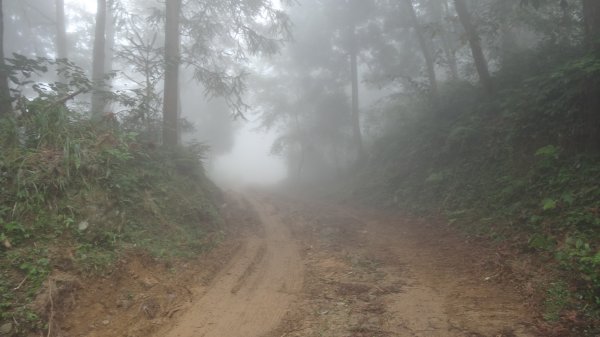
[0,0,590,189]
[2,1,600,334]
[208,125,287,187]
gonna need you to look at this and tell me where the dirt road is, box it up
[155,196,304,337]
[152,193,537,337]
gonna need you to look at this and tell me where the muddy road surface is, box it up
[156,196,304,337]
[156,193,535,337]
[62,193,538,337]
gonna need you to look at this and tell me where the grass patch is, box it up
[0,108,222,335]
[544,282,570,322]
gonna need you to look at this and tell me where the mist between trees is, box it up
[0,0,598,176]
[1,0,600,335]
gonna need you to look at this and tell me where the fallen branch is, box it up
[44,88,88,112]
[12,275,28,290]
[46,280,55,337]
[165,305,184,318]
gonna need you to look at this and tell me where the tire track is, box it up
[157,195,303,337]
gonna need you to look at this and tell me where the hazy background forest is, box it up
[1,0,600,336]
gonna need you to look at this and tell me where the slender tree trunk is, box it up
[55,0,68,86]
[0,0,11,116]
[498,0,517,64]
[437,0,459,80]
[162,0,182,147]
[294,113,305,179]
[55,0,67,60]
[454,0,493,95]
[404,0,438,101]
[350,47,365,162]
[104,0,115,112]
[105,0,115,72]
[20,4,42,55]
[91,0,107,117]
[583,0,600,51]
[582,0,600,149]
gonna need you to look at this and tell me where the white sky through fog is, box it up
[68,0,288,186]
[66,0,96,13]
[208,123,287,187]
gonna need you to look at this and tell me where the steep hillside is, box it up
[355,52,600,334]
[0,105,222,336]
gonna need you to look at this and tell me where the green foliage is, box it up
[555,236,600,307]
[75,243,116,273]
[529,233,557,251]
[535,145,560,159]
[542,198,557,211]
[0,55,222,336]
[544,282,570,322]
[357,52,600,332]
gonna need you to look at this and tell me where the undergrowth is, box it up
[0,57,222,336]
[356,50,600,335]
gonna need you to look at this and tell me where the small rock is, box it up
[117,299,133,309]
[367,316,380,326]
[78,220,89,231]
[140,276,159,289]
[0,322,13,334]
[102,320,110,325]
[141,298,160,319]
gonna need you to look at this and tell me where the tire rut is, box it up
[156,195,303,337]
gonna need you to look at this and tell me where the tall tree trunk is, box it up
[55,0,68,85]
[104,0,115,112]
[437,0,459,80]
[404,0,438,101]
[350,46,365,162]
[55,0,67,60]
[105,0,115,72]
[583,0,600,51]
[582,0,600,149]
[91,0,107,117]
[0,0,11,116]
[454,0,493,95]
[498,0,517,64]
[294,113,305,180]
[162,0,182,147]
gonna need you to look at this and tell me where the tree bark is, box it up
[0,0,12,116]
[105,0,115,74]
[104,0,115,112]
[404,0,439,101]
[497,0,517,64]
[162,0,182,147]
[582,1,600,149]
[55,0,67,60]
[91,0,107,117]
[437,0,459,80]
[454,0,493,95]
[583,0,600,51]
[350,46,365,162]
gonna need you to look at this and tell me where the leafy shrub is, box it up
[357,52,600,331]
[0,55,222,336]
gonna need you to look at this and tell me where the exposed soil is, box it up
[56,192,541,337]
